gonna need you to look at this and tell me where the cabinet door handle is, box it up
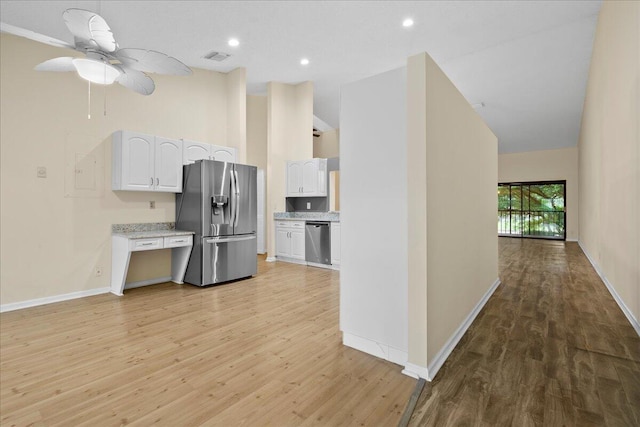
[141,242,154,246]
[156,177,159,186]
[150,177,153,187]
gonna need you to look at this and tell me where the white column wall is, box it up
[340,68,408,364]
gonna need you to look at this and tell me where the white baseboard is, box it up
[124,276,172,290]
[566,238,579,242]
[402,362,429,380]
[343,332,408,366]
[409,277,501,382]
[578,241,640,336]
[0,287,110,313]
[265,257,276,262]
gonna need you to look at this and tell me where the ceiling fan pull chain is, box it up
[87,80,91,119]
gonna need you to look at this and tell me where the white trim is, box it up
[343,332,408,366]
[265,256,276,263]
[275,256,307,266]
[402,362,429,380]
[0,287,110,313]
[566,238,579,242]
[306,261,332,270]
[578,241,640,336]
[425,277,501,381]
[124,276,172,290]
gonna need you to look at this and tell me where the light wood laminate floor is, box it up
[1,258,415,426]
[409,238,640,426]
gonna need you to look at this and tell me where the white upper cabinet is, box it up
[183,141,237,164]
[112,131,183,193]
[211,145,236,163]
[286,158,327,197]
[287,162,303,196]
[183,140,211,164]
[114,131,237,192]
[154,137,183,192]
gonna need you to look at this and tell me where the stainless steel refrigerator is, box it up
[176,160,257,286]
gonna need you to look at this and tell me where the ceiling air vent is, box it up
[203,51,231,62]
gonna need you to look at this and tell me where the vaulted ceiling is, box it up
[0,0,601,153]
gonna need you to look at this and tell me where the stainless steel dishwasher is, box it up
[305,221,331,265]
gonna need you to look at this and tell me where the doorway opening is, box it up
[498,181,566,240]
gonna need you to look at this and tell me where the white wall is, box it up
[340,68,408,363]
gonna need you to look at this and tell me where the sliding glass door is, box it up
[498,181,566,240]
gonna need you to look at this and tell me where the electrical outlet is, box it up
[150,201,156,209]
[37,166,47,178]
[307,202,311,210]
[95,266,103,277]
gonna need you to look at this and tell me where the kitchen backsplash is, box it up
[286,197,328,212]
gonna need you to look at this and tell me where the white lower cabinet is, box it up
[275,219,340,269]
[331,222,341,268]
[275,220,305,261]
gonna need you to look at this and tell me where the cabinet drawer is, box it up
[164,235,193,248]
[276,221,305,229]
[130,238,163,251]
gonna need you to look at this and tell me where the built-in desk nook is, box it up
[111,223,194,296]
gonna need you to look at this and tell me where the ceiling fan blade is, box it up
[115,48,192,75]
[63,8,117,53]
[115,66,155,95]
[0,22,74,50]
[34,57,76,72]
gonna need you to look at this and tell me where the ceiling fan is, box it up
[4,8,192,95]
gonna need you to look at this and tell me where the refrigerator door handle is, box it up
[230,169,237,229]
[205,235,256,244]
[234,170,240,227]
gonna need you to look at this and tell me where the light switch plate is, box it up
[37,166,47,178]
[307,202,311,209]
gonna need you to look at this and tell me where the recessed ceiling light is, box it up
[300,58,310,66]
[402,18,414,28]
[228,38,239,47]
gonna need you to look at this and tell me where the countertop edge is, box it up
[112,230,195,239]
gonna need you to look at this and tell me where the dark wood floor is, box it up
[409,237,640,426]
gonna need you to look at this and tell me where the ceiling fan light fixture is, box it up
[72,58,120,85]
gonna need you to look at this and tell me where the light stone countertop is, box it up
[112,229,194,239]
[111,222,194,239]
[273,212,340,222]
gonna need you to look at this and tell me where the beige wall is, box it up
[314,128,339,158]
[0,34,244,305]
[407,52,499,373]
[246,95,268,171]
[578,1,639,327]
[266,82,313,257]
[499,147,579,240]
[226,68,247,163]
